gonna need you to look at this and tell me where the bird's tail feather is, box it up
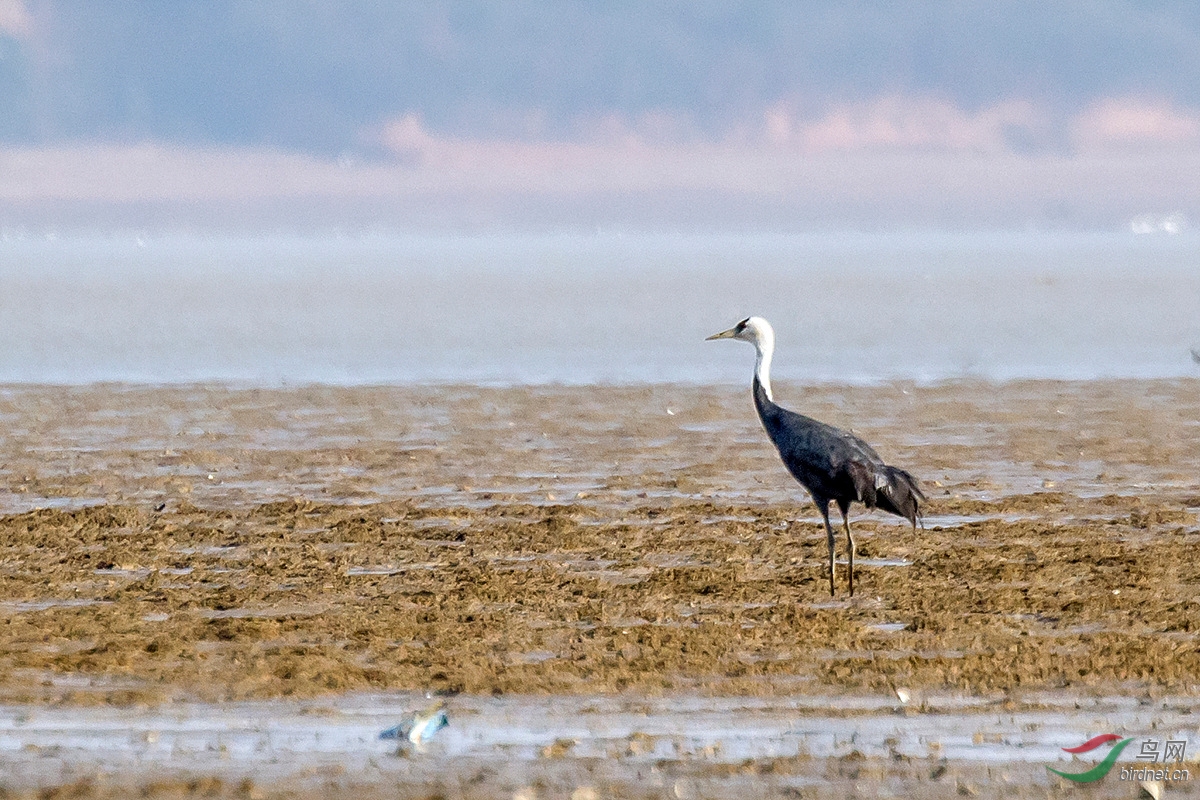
[874,466,925,528]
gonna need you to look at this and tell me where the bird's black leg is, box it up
[816,499,836,596]
[837,499,854,597]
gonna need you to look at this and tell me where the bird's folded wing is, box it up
[844,460,878,505]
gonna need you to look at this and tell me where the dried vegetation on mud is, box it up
[1,490,1197,705]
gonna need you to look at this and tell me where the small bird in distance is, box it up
[380,699,448,751]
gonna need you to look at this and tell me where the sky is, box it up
[2,1,1200,232]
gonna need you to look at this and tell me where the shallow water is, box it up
[2,691,1197,797]
[2,230,1200,384]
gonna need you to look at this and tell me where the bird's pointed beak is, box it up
[706,326,738,341]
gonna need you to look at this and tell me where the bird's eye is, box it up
[736,319,748,331]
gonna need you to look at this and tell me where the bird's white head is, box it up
[706,316,776,399]
[706,316,774,349]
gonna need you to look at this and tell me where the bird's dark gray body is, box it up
[753,377,922,527]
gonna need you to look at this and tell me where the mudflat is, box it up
[1,381,1198,797]
[2,489,1198,705]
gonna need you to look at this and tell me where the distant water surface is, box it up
[1,230,1198,384]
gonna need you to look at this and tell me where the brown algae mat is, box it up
[0,379,1199,706]
[1,491,1197,705]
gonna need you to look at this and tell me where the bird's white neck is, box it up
[753,335,774,402]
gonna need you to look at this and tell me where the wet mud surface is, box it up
[1,381,1198,796]
[1,490,1199,706]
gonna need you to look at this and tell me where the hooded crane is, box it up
[707,316,924,596]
